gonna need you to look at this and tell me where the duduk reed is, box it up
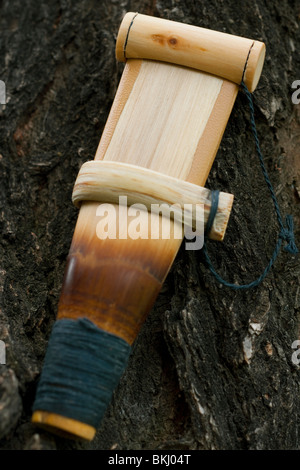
[32,12,265,440]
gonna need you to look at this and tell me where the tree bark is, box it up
[0,0,299,450]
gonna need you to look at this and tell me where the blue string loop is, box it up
[202,82,298,290]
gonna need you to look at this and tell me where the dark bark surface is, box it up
[0,0,299,451]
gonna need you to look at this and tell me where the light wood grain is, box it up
[72,161,234,241]
[116,12,265,92]
[102,60,223,178]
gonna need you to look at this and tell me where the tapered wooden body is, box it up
[32,13,265,440]
[57,59,238,345]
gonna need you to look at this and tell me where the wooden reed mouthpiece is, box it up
[116,12,266,92]
[32,12,266,441]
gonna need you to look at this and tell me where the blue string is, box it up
[32,318,131,428]
[202,81,298,290]
[204,189,220,237]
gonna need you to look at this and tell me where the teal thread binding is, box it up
[202,82,298,290]
[32,318,131,428]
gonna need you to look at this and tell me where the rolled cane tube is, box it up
[72,161,234,241]
[32,13,265,440]
[116,12,266,93]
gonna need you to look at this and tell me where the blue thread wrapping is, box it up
[202,82,298,290]
[204,190,220,237]
[32,318,131,428]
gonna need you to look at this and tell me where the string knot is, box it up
[279,215,299,254]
